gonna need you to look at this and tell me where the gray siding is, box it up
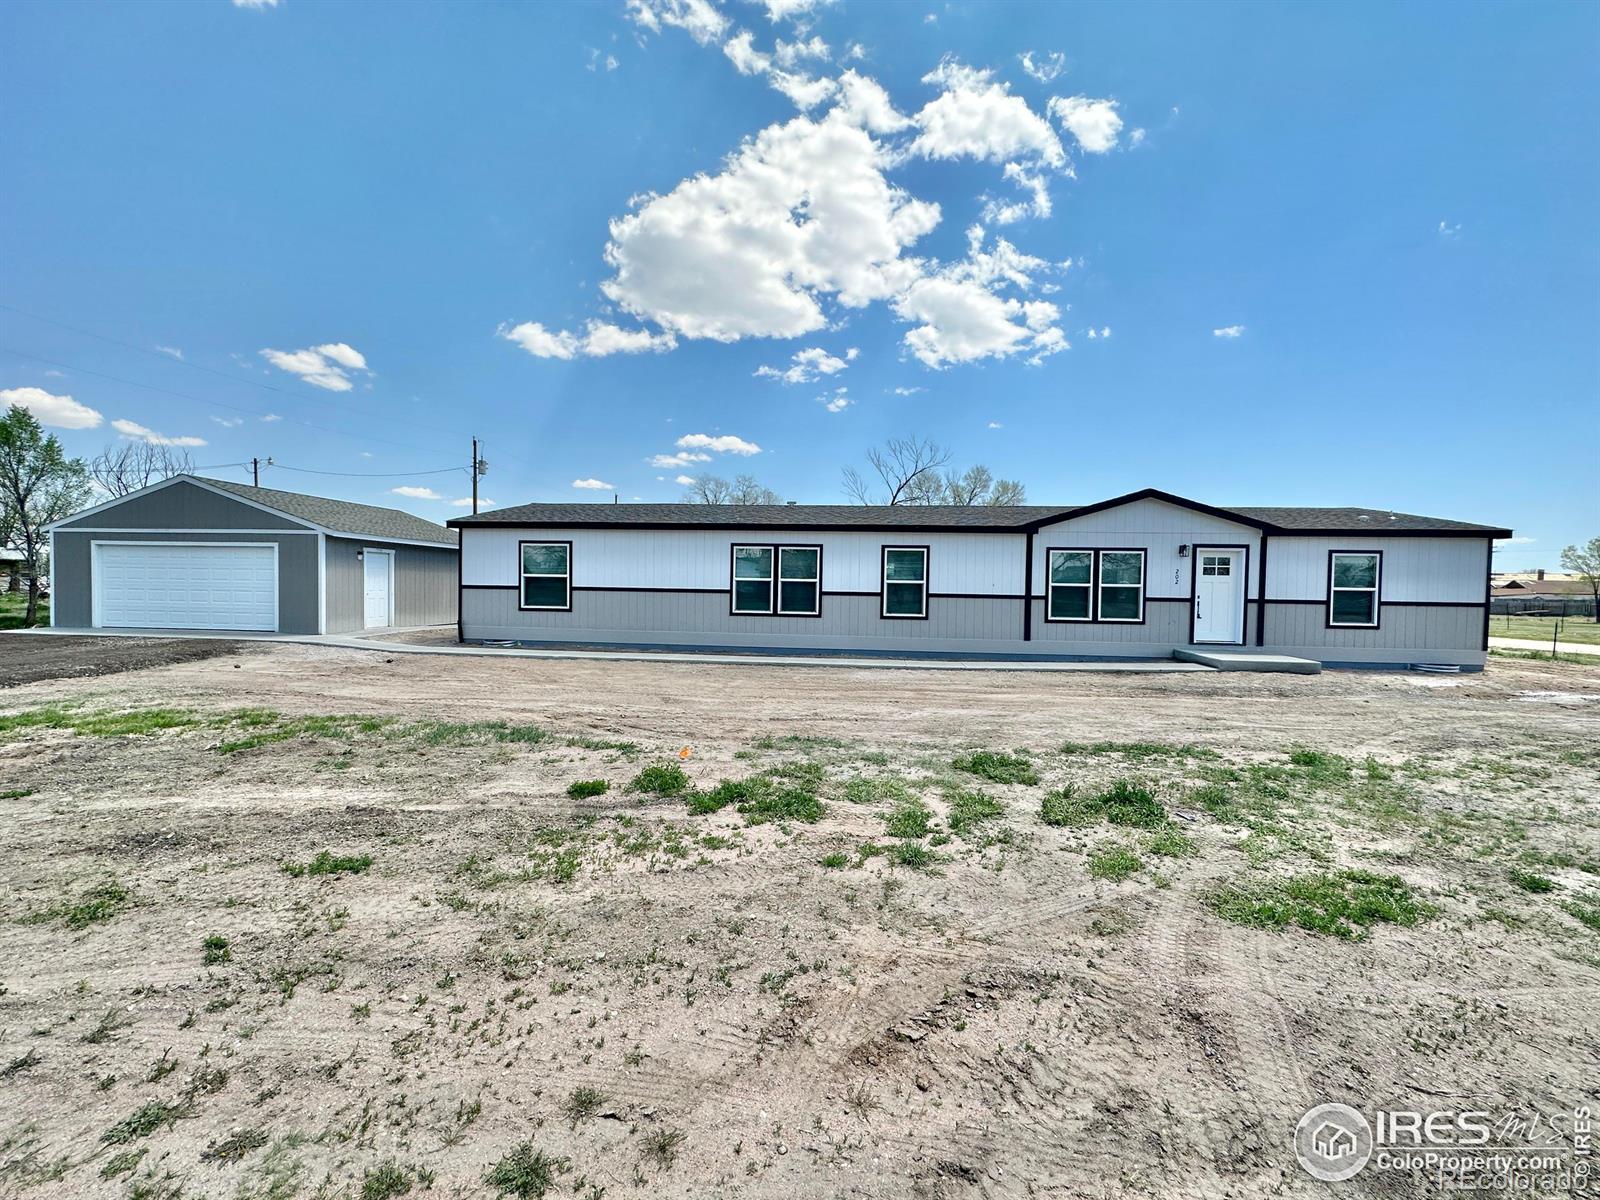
[324,537,458,633]
[55,480,306,532]
[51,530,321,634]
[1261,602,1484,662]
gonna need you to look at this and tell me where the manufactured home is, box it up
[46,475,457,635]
[449,488,1510,670]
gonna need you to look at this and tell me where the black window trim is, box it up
[1326,549,1383,630]
[880,544,930,620]
[728,542,823,618]
[1041,546,1147,625]
[517,539,573,612]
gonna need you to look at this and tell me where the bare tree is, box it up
[844,437,1026,505]
[89,441,195,497]
[842,434,952,505]
[684,474,783,505]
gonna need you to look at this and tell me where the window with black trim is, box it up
[732,544,821,615]
[1329,552,1380,627]
[1097,551,1145,621]
[520,541,571,610]
[1047,550,1093,621]
[882,546,927,618]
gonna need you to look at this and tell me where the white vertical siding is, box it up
[1265,537,1488,603]
[461,527,1027,594]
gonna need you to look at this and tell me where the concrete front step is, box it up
[1173,648,1322,674]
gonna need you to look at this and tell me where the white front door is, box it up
[1192,549,1243,644]
[362,551,392,629]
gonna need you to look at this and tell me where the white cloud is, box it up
[606,54,619,71]
[259,343,371,391]
[1018,51,1065,83]
[677,432,761,455]
[762,0,830,20]
[769,70,837,110]
[821,388,851,412]
[755,345,855,384]
[723,30,771,75]
[572,478,615,490]
[0,386,103,430]
[586,47,621,72]
[987,420,1003,429]
[111,419,207,447]
[1438,220,1462,237]
[211,415,245,428]
[674,473,698,486]
[833,69,911,134]
[1212,325,1246,339]
[1496,536,1537,545]
[260,413,282,422]
[650,450,712,468]
[498,320,675,359]
[232,0,279,8]
[626,0,727,44]
[1085,326,1111,339]
[392,486,443,500]
[448,497,497,508]
[1048,95,1123,154]
[892,386,924,396]
[774,35,829,69]
[910,60,1065,167]
[983,161,1052,225]
[154,345,184,361]
[1128,127,1146,148]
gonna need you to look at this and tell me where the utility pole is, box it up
[470,438,488,515]
[252,457,261,487]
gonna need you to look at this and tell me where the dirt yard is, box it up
[0,634,253,690]
[1,644,1596,1199]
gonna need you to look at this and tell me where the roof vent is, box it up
[1357,513,1371,522]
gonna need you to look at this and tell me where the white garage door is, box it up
[94,542,278,631]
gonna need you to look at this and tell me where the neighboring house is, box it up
[45,475,457,634]
[449,488,1510,670]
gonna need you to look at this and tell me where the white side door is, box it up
[362,550,393,629]
[1192,549,1243,644]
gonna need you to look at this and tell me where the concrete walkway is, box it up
[17,626,1214,674]
[1489,636,1600,658]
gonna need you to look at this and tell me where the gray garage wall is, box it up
[323,537,457,633]
[51,530,322,633]
[53,480,306,532]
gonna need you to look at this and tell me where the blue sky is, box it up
[2,0,1594,568]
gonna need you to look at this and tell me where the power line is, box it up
[267,463,468,479]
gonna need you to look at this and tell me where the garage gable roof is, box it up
[48,475,457,547]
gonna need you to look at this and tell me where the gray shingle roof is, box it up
[201,477,456,545]
[449,490,1510,537]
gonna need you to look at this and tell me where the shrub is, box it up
[1206,868,1434,940]
[565,779,609,799]
[628,764,689,796]
[201,934,231,965]
[953,750,1039,786]
[883,799,932,839]
[1088,845,1142,882]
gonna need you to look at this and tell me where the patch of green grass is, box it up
[1286,747,1353,782]
[202,934,231,966]
[1488,615,1600,646]
[101,1101,186,1145]
[883,799,933,839]
[952,749,1038,785]
[560,1086,605,1127]
[0,706,201,739]
[361,1162,418,1200]
[1509,867,1557,894]
[749,734,849,751]
[0,594,48,630]
[641,1127,686,1170]
[100,1147,147,1179]
[1144,824,1197,858]
[414,720,547,746]
[1489,648,1594,665]
[1039,785,1091,827]
[0,787,35,800]
[820,852,849,869]
[22,879,132,930]
[738,787,822,825]
[686,776,766,815]
[200,1129,268,1163]
[484,1143,566,1199]
[564,734,640,755]
[1560,895,1600,933]
[1088,844,1142,882]
[945,788,1004,836]
[1054,779,1168,829]
[629,763,689,796]
[1206,868,1434,940]
[891,840,936,869]
[565,779,609,800]
[842,776,914,806]
[1060,740,1218,761]
[282,851,372,878]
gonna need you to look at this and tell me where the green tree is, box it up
[0,406,92,627]
[1560,537,1600,624]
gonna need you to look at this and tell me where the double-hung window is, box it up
[731,544,821,616]
[1328,552,1381,627]
[882,546,928,618]
[1097,551,1145,622]
[519,541,571,610]
[1047,550,1093,621]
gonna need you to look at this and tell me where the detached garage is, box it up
[47,475,457,635]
